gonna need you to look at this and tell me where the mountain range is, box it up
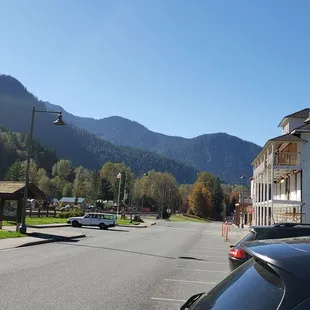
[45,102,261,183]
[0,74,261,183]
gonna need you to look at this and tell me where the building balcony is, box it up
[254,152,301,178]
[274,152,301,167]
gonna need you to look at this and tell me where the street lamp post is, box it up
[240,173,246,229]
[19,107,65,234]
[116,172,122,217]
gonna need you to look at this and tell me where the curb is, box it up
[16,234,86,248]
[27,224,70,229]
[117,224,148,228]
[117,222,156,228]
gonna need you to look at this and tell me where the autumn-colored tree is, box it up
[179,184,192,214]
[188,182,213,218]
[197,172,223,219]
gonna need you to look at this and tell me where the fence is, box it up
[27,209,58,218]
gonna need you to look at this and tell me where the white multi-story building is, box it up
[251,108,310,225]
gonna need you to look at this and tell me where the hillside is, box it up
[0,75,198,184]
[0,125,58,178]
[45,103,261,183]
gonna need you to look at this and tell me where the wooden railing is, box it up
[274,152,300,166]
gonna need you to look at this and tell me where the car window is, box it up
[236,231,255,247]
[190,258,284,310]
[258,228,310,240]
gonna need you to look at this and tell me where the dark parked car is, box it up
[180,236,310,310]
[228,223,310,271]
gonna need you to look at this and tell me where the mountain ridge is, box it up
[0,74,199,184]
[45,102,259,145]
[45,102,261,183]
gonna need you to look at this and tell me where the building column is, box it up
[262,155,266,226]
[253,174,257,226]
[260,174,263,225]
[270,143,275,224]
[266,150,270,225]
[257,172,261,225]
[262,174,266,226]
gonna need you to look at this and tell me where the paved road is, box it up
[0,221,242,310]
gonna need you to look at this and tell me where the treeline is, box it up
[0,126,57,178]
[1,126,239,219]
[5,157,238,219]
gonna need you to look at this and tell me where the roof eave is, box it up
[251,140,271,165]
[291,129,310,134]
[278,117,287,128]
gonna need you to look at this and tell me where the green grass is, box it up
[167,215,209,223]
[3,217,68,226]
[117,218,140,225]
[0,230,26,239]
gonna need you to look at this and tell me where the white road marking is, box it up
[176,267,229,273]
[164,278,216,285]
[151,297,186,302]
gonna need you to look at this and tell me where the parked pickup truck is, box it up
[67,212,117,230]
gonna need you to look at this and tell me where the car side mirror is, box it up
[230,245,235,248]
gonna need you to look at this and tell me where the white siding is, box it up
[282,123,290,135]
[301,134,310,223]
[281,118,305,134]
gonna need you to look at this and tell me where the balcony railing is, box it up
[254,152,301,177]
[274,152,300,166]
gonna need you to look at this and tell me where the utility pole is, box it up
[241,173,246,228]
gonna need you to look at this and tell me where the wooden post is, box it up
[16,199,22,232]
[0,198,4,229]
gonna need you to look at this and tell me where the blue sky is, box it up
[0,0,309,146]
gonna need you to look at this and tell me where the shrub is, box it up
[56,210,85,218]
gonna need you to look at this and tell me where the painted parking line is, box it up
[165,278,216,285]
[150,297,186,302]
[176,267,228,273]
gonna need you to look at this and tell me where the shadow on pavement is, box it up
[76,226,130,233]
[56,242,176,260]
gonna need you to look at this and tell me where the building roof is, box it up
[0,181,46,199]
[283,108,310,119]
[0,181,26,194]
[291,122,310,133]
[269,133,304,142]
[278,108,310,127]
[60,197,86,203]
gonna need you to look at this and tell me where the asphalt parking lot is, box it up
[0,220,247,310]
[145,221,236,309]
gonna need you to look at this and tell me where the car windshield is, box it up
[189,258,284,310]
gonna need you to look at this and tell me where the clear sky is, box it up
[0,0,309,146]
